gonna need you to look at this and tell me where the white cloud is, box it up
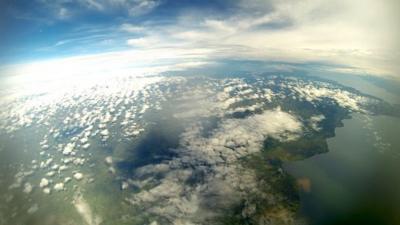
[309,114,325,131]
[120,23,144,33]
[38,0,161,19]
[125,0,399,78]
[126,108,303,223]
[126,37,158,47]
[57,7,71,19]
[10,0,400,79]
[0,47,216,103]
[127,0,161,16]
[80,0,104,11]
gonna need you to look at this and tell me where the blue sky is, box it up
[1,0,399,78]
[0,0,241,63]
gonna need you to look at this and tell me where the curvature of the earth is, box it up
[0,73,398,225]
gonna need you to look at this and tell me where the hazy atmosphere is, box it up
[0,1,399,225]
[1,0,400,77]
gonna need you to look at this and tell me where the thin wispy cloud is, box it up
[1,0,399,78]
[120,23,144,33]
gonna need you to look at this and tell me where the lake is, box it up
[284,75,400,225]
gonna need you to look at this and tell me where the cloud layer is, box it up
[1,0,399,79]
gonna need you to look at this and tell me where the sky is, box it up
[0,0,399,79]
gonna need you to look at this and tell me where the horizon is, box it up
[1,0,399,80]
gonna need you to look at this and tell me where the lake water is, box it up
[284,75,400,225]
[308,71,400,105]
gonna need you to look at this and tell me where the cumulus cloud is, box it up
[127,108,302,223]
[182,108,302,159]
[0,69,386,224]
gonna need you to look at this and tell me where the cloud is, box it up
[1,47,216,97]
[127,0,161,16]
[126,37,158,47]
[57,7,71,19]
[4,0,399,78]
[77,0,161,16]
[0,65,386,223]
[121,0,398,77]
[127,107,303,223]
[120,23,144,33]
[79,0,104,11]
[33,0,161,20]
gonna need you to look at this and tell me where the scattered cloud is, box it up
[128,107,303,223]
